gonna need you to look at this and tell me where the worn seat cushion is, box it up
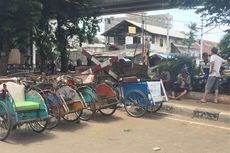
[0,82,25,101]
[15,101,40,111]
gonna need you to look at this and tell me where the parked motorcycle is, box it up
[192,73,207,92]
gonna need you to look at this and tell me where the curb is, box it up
[160,103,230,123]
[185,92,230,105]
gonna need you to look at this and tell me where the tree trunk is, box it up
[0,33,10,75]
[57,15,68,72]
[39,50,45,73]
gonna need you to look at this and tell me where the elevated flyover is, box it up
[89,0,179,15]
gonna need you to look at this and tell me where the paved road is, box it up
[1,109,230,153]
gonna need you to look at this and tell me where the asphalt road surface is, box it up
[1,109,230,153]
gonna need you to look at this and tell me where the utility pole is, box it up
[141,12,144,53]
[200,16,204,60]
[141,12,149,66]
[166,14,170,53]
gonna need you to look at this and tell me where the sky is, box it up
[98,9,229,43]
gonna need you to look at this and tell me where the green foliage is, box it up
[170,0,230,26]
[32,20,56,72]
[183,22,198,51]
[219,30,230,58]
[0,0,43,74]
[0,0,43,52]
[40,0,100,72]
[0,0,100,73]
[157,56,196,81]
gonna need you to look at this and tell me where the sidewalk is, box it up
[185,91,230,105]
[160,99,230,123]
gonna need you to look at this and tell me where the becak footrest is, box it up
[15,101,40,111]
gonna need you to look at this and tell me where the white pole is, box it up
[141,12,144,47]
[166,15,170,53]
[32,43,36,69]
[200,16,204,60]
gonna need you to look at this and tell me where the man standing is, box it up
[200,52,210,80]
[200,47,227,103]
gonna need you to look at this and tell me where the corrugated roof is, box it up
[127,20,185,39]
[102,20,185,39]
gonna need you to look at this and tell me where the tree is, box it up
[40,0,100,72]
[169,0,230,26]
[219,30,230,58]
[0,0,43,74]
[157,55,195,81]
[33,22,56,72]
[183,22,198,52]
[0,0,100,74]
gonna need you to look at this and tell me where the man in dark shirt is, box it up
[200,52,210,80]
[47,59,56,75]
[169,69,191,100]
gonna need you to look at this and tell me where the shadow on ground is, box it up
[89,112,124,123]
[142,111,171,120]
[51,120,88,132]
[5,126,56,145]
[117,107,171,120]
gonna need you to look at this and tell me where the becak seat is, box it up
[0,82,40,111]
[57,85,82,104]
[95,83,116,98]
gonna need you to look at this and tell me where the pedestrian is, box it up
[47,59,56,75]
[68,61,75,72]
[199,47,228,103]
[200,52,210,80]
[169,68,191,100]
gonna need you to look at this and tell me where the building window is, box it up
[117,36,125,45]
[160,38,163,47]
[133,36,141,44]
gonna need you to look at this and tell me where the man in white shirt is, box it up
[200,47,227,103]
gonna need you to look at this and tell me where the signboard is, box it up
[8,49,21,64]
[147,81,164,103]
[128,26,136,34]
[150,43,155,51]
[125,36,133,45]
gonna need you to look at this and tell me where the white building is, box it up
[102,20,185,53]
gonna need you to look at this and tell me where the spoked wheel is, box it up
[47,103,61,129]
[0,101,12,141]
[80,104,96,121]
[80,91,96,121]
[147,102,163,113]
[41,91,61,129]
[62,110,83,122]
[99,103,117,116]
[29,119,48,133]
[124,90,148,117]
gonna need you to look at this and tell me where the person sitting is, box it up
[169,68,191,100]
[68,61,75,72]
[47,59,56,75]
